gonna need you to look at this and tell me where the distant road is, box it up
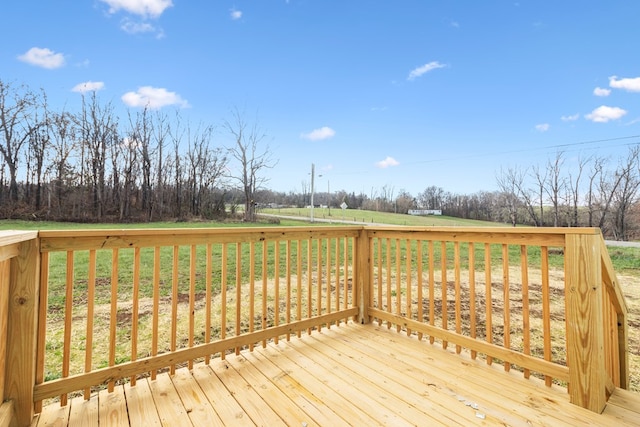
[260,213,385,226]
[605,240,640,248]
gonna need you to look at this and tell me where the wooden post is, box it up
[564,233,606,413]
[356,229,371,324]
[5,237,40,426]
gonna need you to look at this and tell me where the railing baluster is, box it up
[188,245,196,368]
[395,239,401,333]
[249,242,255,350]
[108,248,119,390]
[307,238,313,335]
[205,243,212,364]
[326,237,331,328]
[335,237,341,327]
[541,246,551,386]
[34,251,49,412]
[170,246,178,375]
[344,237,350,321]
[317,238,322,330]
[221,243,228,360]
[454,242,461,354]
[502,244,511,372]
[84,249,96,398]
[386,238,392,329]
[405,239,412,336]
[262,241,268,347]
[274,240,280,344]
[441,241,448,350]
[151,246,160,377]
[485,243,493,365]
[428,241,435,344]
[297,239,302,338]
[131,247,141,384]
[469,242,477,360]
[521,245,530,379]
[61,251,73,406]
[417,240,423,341]
[286,240,292,341]
[235,242,242,355]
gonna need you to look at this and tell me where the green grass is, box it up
[259,207,506,227]
[3,211,639,275]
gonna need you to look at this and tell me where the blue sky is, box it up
[2,1,639,197]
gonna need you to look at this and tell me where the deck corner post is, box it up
[356,229,371,325]
[564,232,606,413]
[6,237,40,427]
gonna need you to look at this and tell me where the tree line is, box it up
[254,148,640,240]
[0,80,273,223]
[1,79,639,239]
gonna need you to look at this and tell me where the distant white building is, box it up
[408,209,442,216]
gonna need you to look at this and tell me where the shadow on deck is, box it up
[32,323,640,427]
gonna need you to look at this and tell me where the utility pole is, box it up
[327,180,331,216]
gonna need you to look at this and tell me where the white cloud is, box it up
[376,156,400,168]
[121,19,156,34]
[17,47,65,69]
[407,61,446,81]
[535,123,550,132]
[593,87,611,97]
[609,75,640,92]
[300,126,336,141]
[585,105,627,123]
[230,9,242,20]
[561,113,579,122]
[121,86,189,109]
[72,81,105,93]
[100,0,172,18]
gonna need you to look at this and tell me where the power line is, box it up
[405,134,640,166]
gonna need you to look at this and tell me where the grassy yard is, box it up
[260,207,506,227]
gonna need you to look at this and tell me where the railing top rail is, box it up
[38,225,363,237]
[0,230,38,246]
[33,225,603,252]
[38,226,362,252]
[363,225,601,235]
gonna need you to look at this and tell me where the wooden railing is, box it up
[33,227,361,410]
[364,227,628,413]
[0,226,630,425]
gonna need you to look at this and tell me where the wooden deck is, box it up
[32,323,640,427]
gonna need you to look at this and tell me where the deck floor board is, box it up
[32,323,640,426]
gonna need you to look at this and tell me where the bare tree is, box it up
[544,152,565,227]
[126,108,155,218]
[0,80,42,202]
[169,113,185,218]
[566,155,589,227]
[585,156,605,227]
[611,146,640,240]
[151,111,170,220]
[47,110,79,218]
[597,161,625,232]
[224,108,276,222]
[27,108,49,212]
[394,189,416,214]
[418,186,445,210]
[504,166,542,226]
[77,92,119,220]
[185,123,227,217]
[496,168,521,226]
